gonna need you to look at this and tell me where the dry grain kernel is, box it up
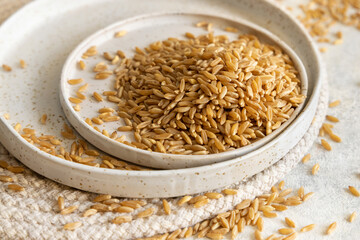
[63,222,82,230]
[326,222,337,235]
[348,186,360,197]
[300,224,315,232]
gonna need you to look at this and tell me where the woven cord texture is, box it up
[0,1,329,239]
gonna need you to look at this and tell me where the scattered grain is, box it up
[93,92,103,102]
[14,123,21,132]
[3,113,10,120]
[278,228,294,235]
[326,115,339,122]
[67,78,83,85]
[329,133,342,142]
[20,59,26,68]
[285,217,296,228]
[329,100,340,108]
[8,184,24,192]
[93,194,112,202]
[115,30,127,38]
[283,232,297,240]
[63,222,82,230]
[40,114,47,124]
[78,60,86,70]
[222,189,237,195]
[348,186,360,197]
[137,207,155,218]
[349,212,356,222]
[0,175,13,182]
[300,224,316,232]
[303,192,314,201]
[194,198,210,208]
[321,139,332,151]
[302,153,311,163]
[162,199,171,215]
[255,229,263,240]
[60,205,78,215]
[205,192,223,199]
[312,163,320,175]
[7,166,25,173]
[178,196,192,206]
[58,196,65,211]
[326,222,337,235]
[2,64,11,71]
[83,209,98,217]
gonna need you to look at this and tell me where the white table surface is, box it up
[230,1,360,239]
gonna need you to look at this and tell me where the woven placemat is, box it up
[0,1,329,239]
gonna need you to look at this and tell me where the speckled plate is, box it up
[0,0,322,198]
[60,12,308,169]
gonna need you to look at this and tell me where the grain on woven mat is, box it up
[95,32,304,155]
[0,175,13,182]
[150,182,314,240]
[7,184,24,192]
[63,222,82,230]
[348,186,360,197]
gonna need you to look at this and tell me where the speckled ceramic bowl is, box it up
[60,12,308,169]
[0,0,322,197]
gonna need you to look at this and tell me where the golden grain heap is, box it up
[108,32,304,154]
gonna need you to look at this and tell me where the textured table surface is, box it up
[253,1,360,239]
[0,0,359,239]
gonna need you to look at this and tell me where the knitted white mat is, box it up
[0,1,329,239]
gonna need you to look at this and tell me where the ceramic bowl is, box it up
[60,12,308,169]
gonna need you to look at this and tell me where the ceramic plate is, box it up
[0,0,322,197]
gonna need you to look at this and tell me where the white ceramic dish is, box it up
[60,12,308,169]
[0,0,322,198]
